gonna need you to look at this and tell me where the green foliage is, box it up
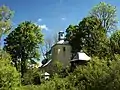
[22,68,42,85]
[0,51,20,90]
[110,30,120,54]
[0,5,13,47]
[66,16,109,57]
[90,2,117,33]
[20,74,75,90]
[66,25,81,53]
[53,60,63,73]
[66,2,117,58]
[53,61,71,78]
[1,2,120,90]
[68,57,109,90]
[4,21,43,77]
[67,55,120,90]
[42,60,64,75]
[79,16,108,56]
[20,55,120,90]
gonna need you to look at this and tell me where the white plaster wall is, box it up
[51,44,72,67]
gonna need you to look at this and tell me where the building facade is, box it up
[41,31,91,73]
[51,41,72,67]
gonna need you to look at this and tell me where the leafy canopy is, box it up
[4,21,43,77]
[0,51,20,90]
[110,30,120,54]
[66,16,108,57]
[90,2,117,33]
[0,5,13,46]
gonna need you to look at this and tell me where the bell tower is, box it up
[58,31,65,41]
[51,31,72,67]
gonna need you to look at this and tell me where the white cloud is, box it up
[38,18,42,22]
[61,17,66,21]
[39,24,48,31]
[34,22,49,31]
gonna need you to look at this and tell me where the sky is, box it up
[0,0,120,39]
[0,0,120,63]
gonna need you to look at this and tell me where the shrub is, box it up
[22,68,42,85]
[68,56,120,90]
[0,51,20,90]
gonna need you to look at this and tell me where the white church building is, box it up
[51,31,72,66]
[41,31,91,73]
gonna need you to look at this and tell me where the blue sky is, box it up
[0,0,120,62]
[0,0,120,39]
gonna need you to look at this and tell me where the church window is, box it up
[63,47,66,52]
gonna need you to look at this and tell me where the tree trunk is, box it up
[14,60,18,71]
[21,60,26,78]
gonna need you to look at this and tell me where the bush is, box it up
[22,68,42,85]
[20,74,75,90]
[0,51,20,90]
[20,55,120,90]
[68,56,120,90]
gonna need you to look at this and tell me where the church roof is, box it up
[71,52,91,62]
[56,40,69,44]
[42,59,52,67]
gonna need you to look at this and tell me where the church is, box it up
[41,31,91,73]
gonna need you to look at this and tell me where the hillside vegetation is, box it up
[1,2,120,90]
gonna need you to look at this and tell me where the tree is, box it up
[79,16,109,57]
[40,34,58,64]
[66,24,80,54]
[66,16,108,57]
[4,21,43,77]
[110,30,120,54]
[0,5,13,48]
[40,38,53,60]
[68,55,120,90]
[90,2,117,33]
